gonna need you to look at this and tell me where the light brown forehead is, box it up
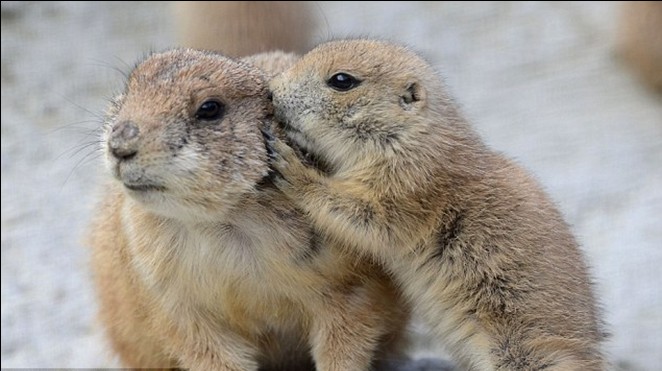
[298,40,430,80]
[128,50,267,98]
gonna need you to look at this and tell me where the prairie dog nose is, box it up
[109,120,140,160]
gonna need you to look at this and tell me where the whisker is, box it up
[48,120,101,135]
[59,149,103,191]
[88,57,130,80]
[58,140,103,161]
[110,55,135,76]
[54,93,105,121]
[54,122,103,158]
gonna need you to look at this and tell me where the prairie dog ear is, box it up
[400,81,426,110]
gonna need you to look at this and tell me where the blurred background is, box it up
[1,2,660,370]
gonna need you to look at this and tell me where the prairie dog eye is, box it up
[327,73,360,91]
[195,100,225,121]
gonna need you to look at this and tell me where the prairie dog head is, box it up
[103,49,271,221]
[269,39,457,173]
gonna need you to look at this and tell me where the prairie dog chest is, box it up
[123,198,321,320]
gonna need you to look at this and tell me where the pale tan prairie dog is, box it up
[616,1,662,92]
[87,48,409,371]
[267,39,607,370]
[173,1,315,57]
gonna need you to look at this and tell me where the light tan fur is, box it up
[268,39,607,370]
[616,1,662,92]
[87,48,409,371]
[173,1,315,57]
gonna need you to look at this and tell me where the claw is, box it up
[267,168,279,182]
[261,128,277,160]
[261,127,276,142]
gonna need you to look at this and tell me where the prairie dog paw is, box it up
[272,137,299,163]
[271,172,293,196]
[269,137,304,179]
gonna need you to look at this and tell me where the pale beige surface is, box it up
[1,2,660,370]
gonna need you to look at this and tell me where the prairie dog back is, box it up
[268,39,607,370]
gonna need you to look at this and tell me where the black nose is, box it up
[266,91,273,101]
[109,120,139,160]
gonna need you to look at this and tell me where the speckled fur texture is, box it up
[268,39,608,371]
[87,48,409,371]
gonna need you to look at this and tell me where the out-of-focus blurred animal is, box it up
[617,1,662,93]
[173,1,315,57]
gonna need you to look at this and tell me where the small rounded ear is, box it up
[399,81,426,110]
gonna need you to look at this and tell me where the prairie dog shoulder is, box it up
[89,48,408,370]
[269,39,607,370]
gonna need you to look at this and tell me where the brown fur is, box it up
[268,39,607,370]
[173,1,315,57]
[87,48,409,370]
[616,1,662,92]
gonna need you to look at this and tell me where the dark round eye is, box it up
[195,100,225,121]
[327,73,360,91]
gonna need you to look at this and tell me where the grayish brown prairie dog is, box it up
[268,39,607,370]
[174,1,315,57]
[87,48,409,370]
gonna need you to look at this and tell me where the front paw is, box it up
[268,137,302,177]
[262,129,293,180]
[266,136,320,198]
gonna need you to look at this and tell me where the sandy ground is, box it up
[1,2,661,370]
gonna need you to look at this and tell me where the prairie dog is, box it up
[268,39,607,370]
[616,1,662,92]
[173,1,315,57]
[87,48,409,370]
